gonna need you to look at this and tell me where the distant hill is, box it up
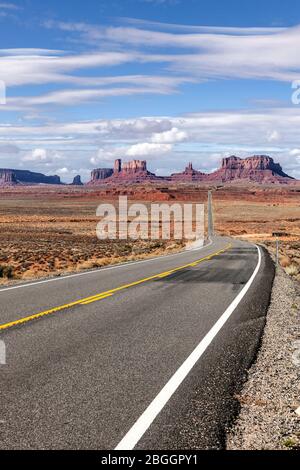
[0,169,61,186]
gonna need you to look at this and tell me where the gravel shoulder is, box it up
[227,259,300,450]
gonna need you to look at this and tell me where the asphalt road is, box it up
[0,237,274,450]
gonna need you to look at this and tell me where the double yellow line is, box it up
[0,244,231,332]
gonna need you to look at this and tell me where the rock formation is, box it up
[112,159,156,181]
[122,160,147,173]
[0,155,295,188]
[114,159,121,174]
[207,155,294,183]
[171,162,206,182]
[71,175,83,186]
[89,155,294,185]
[0,168,61,186]
[89,159,157,184]
[0,169,18,186]
[90,168,114,182]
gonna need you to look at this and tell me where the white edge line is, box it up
[115,244,262,451]
[0,239,213,294]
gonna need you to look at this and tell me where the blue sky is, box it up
[1,0,300,181]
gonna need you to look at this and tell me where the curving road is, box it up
[0,237,274,450]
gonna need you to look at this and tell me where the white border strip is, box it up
[115,245,261,450]
[0,239,212,294]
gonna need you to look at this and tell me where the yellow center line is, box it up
[157,271,174,278]
[80,293,114,305]
[0,243,231,332]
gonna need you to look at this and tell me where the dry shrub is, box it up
[77,260,95,270]
[22,269,36,280]
[285,264,299,277]
[280,256,292,268]
[0,265,14,279]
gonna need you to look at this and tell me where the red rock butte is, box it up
[207,155,293,183]
[88,158,158,184]
[0,155,296,187]
[171,162,207,182]
[88,155,295,185]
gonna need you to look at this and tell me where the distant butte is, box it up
[71,175,83,186]
[88,158,159,185]
[171,162,206,182]
[0,168,61,186]
[0,155,296,187]
[88,155,295,185]
[207,155,293,184]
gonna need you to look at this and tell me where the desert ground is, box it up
[0,183,299,285]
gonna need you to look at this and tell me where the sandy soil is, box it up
[0,183,299,284]
[0,192,183,284]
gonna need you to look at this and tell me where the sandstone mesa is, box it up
[89,155,295,185]
[0,155,296,187]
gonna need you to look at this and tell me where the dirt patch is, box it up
[0,194,183,284]
[0,184,299,285]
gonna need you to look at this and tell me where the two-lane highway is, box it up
[0,237,274,449]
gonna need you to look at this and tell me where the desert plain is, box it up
[0,182,299,285]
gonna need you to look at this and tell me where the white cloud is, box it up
[0,143,20,154]
[0,2,20,10]
[0,45,191,90]
[45,20,300,83]
[22,148,61,164]
[289,148,300,156]
[267,130,281,142]
[151,127,187,143]
[90,147,125,165]
[0,48,65,56]
[139,0,180,4]
[0,108,300,178]
[95,118,173,139]
[125,142,172,157]
[56,167,69,175]
[2,20,300,115]
[22,148,48,162]
[122,18,284,35]
[0,50,137,87]
[91,141,172,165]
[8,84,176,108]
[3,109,300,147]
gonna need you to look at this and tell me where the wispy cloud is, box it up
[2,19,300,110]
[0,48,65,55]
[8,84,177,107]
[0,46,194,109]
[0,50,137,87]
[119,17,285,34]
[0,2,21,10]
[44,19,300,83]
[0,2,22,18]
[138,0,180,5]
